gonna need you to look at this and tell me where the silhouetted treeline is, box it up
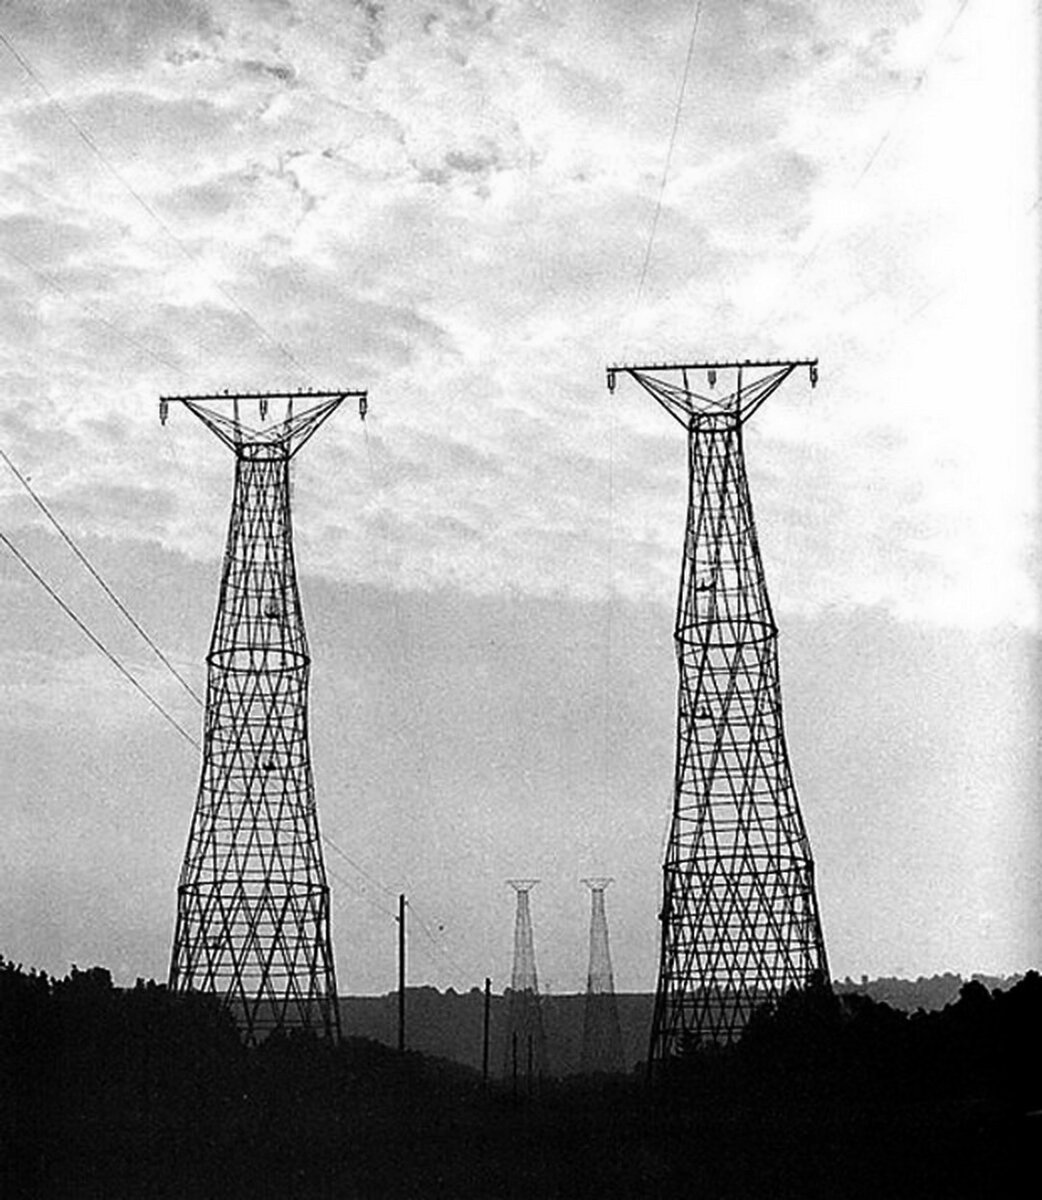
[0,955,480,1198]
[340,974,1018,1078]
[2,954,1037,1198]
[669,971,1042,1107]
[833,970,1023,1013]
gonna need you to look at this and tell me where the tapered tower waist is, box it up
[161,388,366,1044]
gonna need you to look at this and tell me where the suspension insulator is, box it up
[809,363,818,387]
[359,395,368,421]
[708,369,716,389]
[159,399,169,426]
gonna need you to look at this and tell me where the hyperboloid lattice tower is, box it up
[580,878,625,1075]
[606,359,829,1067]
[502,879,548,1079]
[162,389,365,1044]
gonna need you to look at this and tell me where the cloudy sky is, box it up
[0,0,1037,997]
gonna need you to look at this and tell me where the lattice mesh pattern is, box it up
[502,881,548,1078]
[168,432,339,1044]
[621,370,828,1066]
[580,881,625,1075]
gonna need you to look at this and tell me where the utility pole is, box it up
[397,893,406,1053]
[163,389,366,1044]
[606,360,829,1070]
[482,976,491,1087]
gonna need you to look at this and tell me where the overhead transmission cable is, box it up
[0,504,455,974]
[0,447,204,707]
[0,24,313,386]
[0,529,200,750]
[614,5,706,852]
[632,0,705,315]
[0,409,463,983]
[0,245,192,380]
[753,0,973,337]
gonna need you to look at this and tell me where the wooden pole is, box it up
[397,893,406,1052]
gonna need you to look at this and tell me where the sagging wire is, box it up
[0,23,314,387]
[0,446,204,707]
[0,528,200,750]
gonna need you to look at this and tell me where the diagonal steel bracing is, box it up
[580,878,625,1075]
[606,360,828,1068]
[503,879,548,1079]
[162,390,365,1043]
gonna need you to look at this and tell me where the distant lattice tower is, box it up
[580,878,625,1075]
[162,389,365,1044]
[502,879,549,1079]
[606,360,830,1068]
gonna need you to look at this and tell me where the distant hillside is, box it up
[340,989,652,1077]
[342,973,1027,1076]
[834,972,1025,1013]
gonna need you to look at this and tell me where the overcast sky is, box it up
[0,0,1038,997]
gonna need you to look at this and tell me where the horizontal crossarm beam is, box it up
[159,390,367,458]
[606,359,817,426]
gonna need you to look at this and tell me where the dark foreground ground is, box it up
[2,957,1038,1199]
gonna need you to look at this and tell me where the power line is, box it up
[324,861,398,922]
[851,0,972,192]
[0,23,313,385]
[0,244,191,379]
[0,446,205,707]
[322,831,399,902]
[754,0,973,337]
[632,0,705,314]
[0,529,200,749]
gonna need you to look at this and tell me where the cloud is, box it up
[0,0,1034,631]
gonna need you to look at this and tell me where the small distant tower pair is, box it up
[502,878,625,1077]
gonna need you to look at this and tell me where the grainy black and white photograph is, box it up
[0,1,1038,1195]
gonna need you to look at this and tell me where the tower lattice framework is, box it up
[162,390,364,1044]
[502,879,548,1079]
[580,877,625,1075]
[606,360,829,1067]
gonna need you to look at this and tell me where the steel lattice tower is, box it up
[502,879,548,1079]
[162,389,365,1044]
[580,878,625,1075]
[606,359,829,1067]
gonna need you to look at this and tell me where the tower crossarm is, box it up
[506,878,540,894]
[606,359,817,427]
[159,389,368,459]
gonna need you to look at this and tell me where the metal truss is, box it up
[608,361,828,1066]
[162,390,365,1043]
[502,879,548,1079]
[580,878,625,1075]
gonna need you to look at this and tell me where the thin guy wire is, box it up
[0,529,200,749]
[0,446,204,707]
[0,24,313,385]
